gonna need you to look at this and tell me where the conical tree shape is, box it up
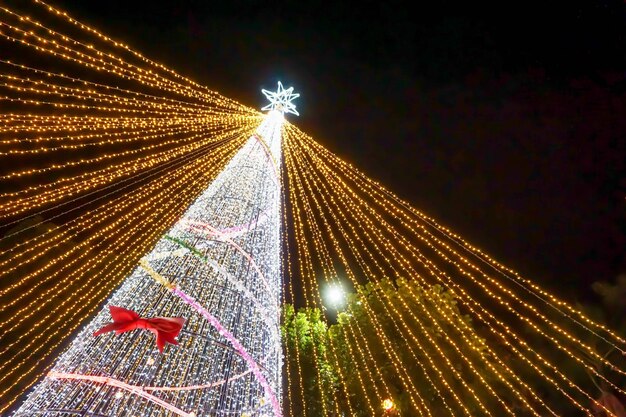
[14,111,285,417]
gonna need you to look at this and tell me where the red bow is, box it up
[94,306,185,353]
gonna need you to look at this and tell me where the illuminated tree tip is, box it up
[262,81,299,116]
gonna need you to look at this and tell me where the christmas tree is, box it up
[13,86,297,417]
[2,3,626,416]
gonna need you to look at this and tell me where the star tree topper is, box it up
[262,81,299,116]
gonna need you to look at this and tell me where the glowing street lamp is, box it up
[323,283,345,309]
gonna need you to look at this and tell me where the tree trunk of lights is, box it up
[14,111,285,417]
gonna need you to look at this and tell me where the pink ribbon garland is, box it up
[181,210,269,240]
[171,287,282,417]
[178,219,276,298]
[252,133,280,184]
[48,371,195,417]
[137,261,281,415]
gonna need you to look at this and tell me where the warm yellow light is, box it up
[2,0,626,414]
[382,398,395,411]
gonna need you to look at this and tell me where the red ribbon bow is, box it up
[94,306,185,353]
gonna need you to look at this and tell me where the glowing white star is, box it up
[261,81,299,116]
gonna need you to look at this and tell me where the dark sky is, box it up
[51,0,625,300]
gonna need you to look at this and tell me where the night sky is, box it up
[51,0,625,301]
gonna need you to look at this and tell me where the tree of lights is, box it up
[13,83,298,417]
[4,3,626,415]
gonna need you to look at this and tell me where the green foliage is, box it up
[281,304,339,416]
[282,278,510,416]
[282,275,626,416]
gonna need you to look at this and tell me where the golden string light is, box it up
[2,1,625,416]
[286,133,463,416]
[283,131,408,416]
[0,134,247,266]
[0,59,229,114]
[301,129,626,401]
[280,123,625,416]
[0,124,257,218]
[280,184,309,417]
[0,3,263,410]
[284,133,434,416]
[296,146,546,416]
[302,125,626,353]
[0,11,248,113]
[0,139,243,328]
[31,0,249,111]
[0,137,243,409]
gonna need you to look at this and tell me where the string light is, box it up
[0,142,238,406]
[290,137,540,415]
[281,123,623,416]
[15,111,285,416]
[284,133,434,416]
[297,129,625,411]
[2,1,626,416]
[285,134,458,416]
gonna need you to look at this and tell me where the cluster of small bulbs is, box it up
[1,136,246,411]
[0,1,267,412]
[2,0,625,416]
[14,108,285,416]
[278,122,626,416]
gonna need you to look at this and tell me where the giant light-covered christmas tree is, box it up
[5,3,626,415]
[13,83,299,417]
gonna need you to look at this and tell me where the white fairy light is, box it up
[14,93,289,416]
[262,81,300,116]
